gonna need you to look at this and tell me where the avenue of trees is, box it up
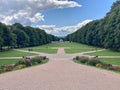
[0,22,59,51]
[65,0,120,51]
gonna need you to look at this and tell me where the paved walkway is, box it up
[0,48,120,90]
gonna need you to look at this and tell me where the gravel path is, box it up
[0,48,120,90]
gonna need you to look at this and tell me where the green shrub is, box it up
[14,64,26,70]
[32,62,38,65]
[0,68,7,73]
[15,60,32,67]
[88,58,101,66]
[0,56,48,74]
[107,66,115,70]
[0,69,5,73]
[76,56,80,60]
[31,56,42,64]
[74,56,120,72]
[39,56,47,60]
[96,63,102,67]
[78,56,89,63]
[5,65,14,71]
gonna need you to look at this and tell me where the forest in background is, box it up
[0,22,59,50]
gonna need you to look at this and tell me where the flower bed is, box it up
[74,56,120,72]
[0,56,48,74]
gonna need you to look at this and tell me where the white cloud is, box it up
[37,19,92,36]
[0,0,81,25]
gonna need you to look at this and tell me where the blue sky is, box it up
[37,0,115,27]
[0,0,116,36]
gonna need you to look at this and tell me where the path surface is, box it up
[0,48,120,90]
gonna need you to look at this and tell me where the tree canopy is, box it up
[0,22,59,50]
[65,0,120,51]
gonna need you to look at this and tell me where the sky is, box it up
[0,0,116,36]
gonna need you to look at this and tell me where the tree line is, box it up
[0,22,59,51]
[65,0,120,51]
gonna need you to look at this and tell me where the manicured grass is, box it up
[100,58,120,66]
[22,48,57,54]
[0,59,20,65]
[0,50,35,57]
[34,49,57,54]
[88,50,120,56]
[22,42,101,53]
[48,42,98,48]
[22,44,58,54]
[65,48,97,53]
[63,42,101,53]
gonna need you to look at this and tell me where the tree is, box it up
[65,0,120,51]
[13,29,29,48]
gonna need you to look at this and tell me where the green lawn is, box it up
[63,42,101,53]
[100,58,120,66]
[22,48,57,54]
[0,50,35,57]
[22,44,58,54]
[22,42,101,54]
[88,50,120,56]
[34,49,57,54]
[65,48,97,53]
[0,59,20,65]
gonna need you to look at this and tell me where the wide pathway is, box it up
[0,48,120,90]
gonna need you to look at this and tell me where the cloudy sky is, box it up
[0,0,115,36]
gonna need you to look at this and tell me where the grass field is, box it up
[22,45,57,54]
[0,59,20,65]
[99,58,120,66]
[0,50,35,57]
[88,50,120,56]
[22,42,101,54]
[59,42,101,53]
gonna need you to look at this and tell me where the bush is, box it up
[32,62,38,65]
[96,64,102,67]
[88,58,101,66]
[39,56,46,60]
[0,68,6,73]
[14,60,32,67]
[14,64,26,70]
[0,56,48,74]
[74,56,120,72]
[0,65,5,69]
[5,64,14,71]
[31,56,42,64]
[78,56,89,63]
[76,56,80,60]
